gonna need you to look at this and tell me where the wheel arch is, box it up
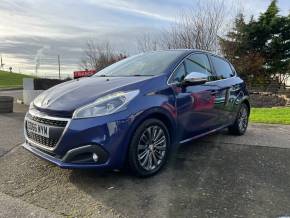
[140,112,175,144]
[130,107,177,145]
[120,107,177,167]
[241,97,251,115]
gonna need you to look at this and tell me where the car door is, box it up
[169,52,222,141]
[208,54,239,125]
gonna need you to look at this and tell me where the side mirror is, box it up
[182,72,208,86]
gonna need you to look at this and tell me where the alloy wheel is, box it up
[137,125,167,171]
[238,106,248,132]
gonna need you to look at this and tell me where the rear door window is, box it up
[210,56,234,79]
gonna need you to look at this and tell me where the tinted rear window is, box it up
[211,56,234,79]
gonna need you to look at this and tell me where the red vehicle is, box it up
[73,70,96,79]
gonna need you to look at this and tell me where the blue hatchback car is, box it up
[23,49,250,176]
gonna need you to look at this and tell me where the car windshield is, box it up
[94,50,184,77]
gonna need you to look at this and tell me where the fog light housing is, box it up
[92,153,99,162]
[62,144,108,164]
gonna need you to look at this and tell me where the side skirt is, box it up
[179,124,231,144]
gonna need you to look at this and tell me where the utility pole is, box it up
[35,64,38,77]
[0,55,4,70]
[58,55,61,80]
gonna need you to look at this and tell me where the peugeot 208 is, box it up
[23,50,250,177]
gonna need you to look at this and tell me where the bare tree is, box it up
[80,40,127,71]
[161,0,226,52]
[136,0,227,53]
[136,33,159,52]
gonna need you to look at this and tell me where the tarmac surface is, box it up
[0,98,290,217]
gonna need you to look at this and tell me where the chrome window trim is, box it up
[209,54,237,79]
[24,109,71,152]
[167,53,192,85]
[167,52,237,86]
[205,75,237,84]
[167,52,213,85]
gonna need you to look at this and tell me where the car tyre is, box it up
[0,96,13,113]
[128,118,170,177]
[228,103,249,135]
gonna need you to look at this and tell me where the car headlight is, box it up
[29,101,36,110]
[33,92,46,108]
[72,90,140,119]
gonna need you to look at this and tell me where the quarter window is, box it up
[170,62,186,83]
[211,56,234,79]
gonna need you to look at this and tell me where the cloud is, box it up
[34,45,50,74]
[0,25,160,76]
[85,0,176,22]
[0,0,289,76]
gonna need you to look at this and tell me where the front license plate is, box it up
[26,119,50,138]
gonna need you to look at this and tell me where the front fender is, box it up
[117,89,177,167]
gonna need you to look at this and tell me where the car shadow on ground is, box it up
[67,130,290,217]
[68,135,219,217]
[1,127,290,217]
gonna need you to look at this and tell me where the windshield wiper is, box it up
[96,74,154,77]
[132,74,154,77]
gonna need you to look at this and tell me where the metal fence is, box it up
[246,80,290,95]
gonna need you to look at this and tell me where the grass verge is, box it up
[0,70,34,89]
[250,107,290,125]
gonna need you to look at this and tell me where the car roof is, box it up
[149,49,225,60]
[180,49,226,59]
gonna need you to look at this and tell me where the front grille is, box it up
[26,113,67,127]
[25,112,69,149]
[26,131,58,148]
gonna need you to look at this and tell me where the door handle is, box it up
[210,90,218,95]
[232,85,241,91]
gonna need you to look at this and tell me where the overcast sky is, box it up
[0,0,289,77]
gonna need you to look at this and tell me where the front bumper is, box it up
[23,109,133,169]
[22,142,110,169]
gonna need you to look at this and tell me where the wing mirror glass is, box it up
[182,72,208,86]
